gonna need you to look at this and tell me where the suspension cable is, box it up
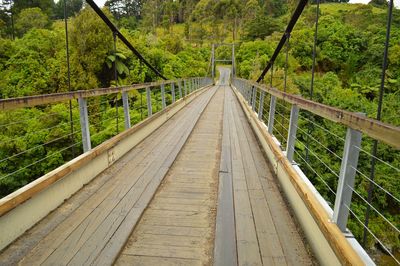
[85,0,168,80]
[363,0,394,247]
[305,0,320,169]
[256,0,308,83]
[63,0,76,158]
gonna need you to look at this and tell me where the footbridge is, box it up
[1,0,400,265]
[0,66,398,265]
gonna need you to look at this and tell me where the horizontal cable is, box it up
[351,165,400,204]
[274,109,290,123]
[0,118,81,145]
[0,108,78,129]
[90,116,122,131]
[355,146,400,173]
[299,114,346,142]
[295,123,342,161]
[347,184,399,234]
[0,131,81,164]
[344,203,400,265]
[296,138,340,179]
[275,100,292,112]
[272,125,287,142]
[294,149,337,196]
[86,98,114,109]
[0,141,82,182]
[273,117,289,133]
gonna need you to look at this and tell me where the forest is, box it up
[0,0,399,263]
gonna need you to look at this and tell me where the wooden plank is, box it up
[116,86,224,266]
[122,244,204,260]
[0,84,211,217]
[0,128,155,265]
[19,96,193,264]
[134,225,208,238]
[231,84,365,265]
[56,87,218,266]
[230,88,287,265]
[116,254,202,266]
[237,78,400,149]
[214,86,238,266]
[151,197,211,206]
[237,95,312,265]
[129,233,206,247]
[227,88,263,266]
[148,203,210,212]
[17,86,216,266]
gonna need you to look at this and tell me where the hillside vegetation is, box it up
[0,0,399,263]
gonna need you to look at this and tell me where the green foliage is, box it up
[15,7,50,36]
[53,0,83,19]
[0,1,399,261]
[243,10,281,40]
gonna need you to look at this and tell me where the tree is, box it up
[243,10,280,40]
[105,0,142,20]
[12,0,55,16]
[0,0,14,39]
[53,0,83,19]
[15,7,49,36]
[368,0,388,7]
[69,7,113,89]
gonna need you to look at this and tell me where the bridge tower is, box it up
[211,43,236,81]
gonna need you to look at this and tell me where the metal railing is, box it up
[233,77,400,264]
[0,77,212,197]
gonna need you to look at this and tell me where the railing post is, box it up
[248,85,252,103]
[211,44,215,79]
[251,87,256,111]
[267,96,276,134]
[122,91,131,129]
[333,126,362,232]
[179,80,183,99]
[184,80,187,96]
[146,87,152,116]
[245,84,250,102]
[171,82,175,103]
[258,90,265,119]
[161,83,166,110]
[78,97,91,152]
[286,105,299,163]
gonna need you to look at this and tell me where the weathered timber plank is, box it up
[230,88,287,266]
[115,254,202,266]
[116,86,224,266]
[227,88,263,266]
[237,92,313,266]
[214,85,238,266]
[67,87,218,266]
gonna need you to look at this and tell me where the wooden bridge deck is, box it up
[0,80,313,265]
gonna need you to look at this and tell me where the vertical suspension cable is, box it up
[10,4,14,40]
[305,0,320,167]
[281,34,290,144]
[270,64,274,87]
[283,33,290,93]
[113,32,119,134]
[140,89,143,120]
[362,0,394,247]
[64,0,75,158]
